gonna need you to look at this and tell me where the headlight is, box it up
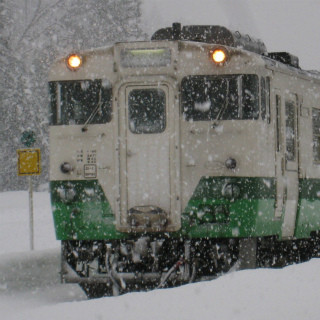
[66,54,82,70]
[211,48,228,64]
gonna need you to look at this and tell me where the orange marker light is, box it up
[67,54,82,70]
[212,49,227,64]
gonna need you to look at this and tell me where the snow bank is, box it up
[0,191,319,320]
[4,259,320,320]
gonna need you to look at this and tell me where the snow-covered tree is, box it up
[0,0,145,191]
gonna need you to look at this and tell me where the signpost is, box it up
[17,131,41,251]
[17,148,41,176]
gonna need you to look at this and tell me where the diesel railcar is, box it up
[49,23,320,297]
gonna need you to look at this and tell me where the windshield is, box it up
[49,79,112,125]
[181,74,259,121]
[128,88,166,134]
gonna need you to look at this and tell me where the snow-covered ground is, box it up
[0,190,319,320]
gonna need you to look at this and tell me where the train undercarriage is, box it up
[61,233,320,298]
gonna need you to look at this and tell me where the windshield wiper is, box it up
[211,81,229,128]
[81,100,104,132]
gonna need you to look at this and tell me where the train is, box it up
[48,23,320,298]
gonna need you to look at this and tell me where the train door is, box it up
[275,92,299,238]
[116,82,181,232]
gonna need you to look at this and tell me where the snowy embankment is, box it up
[0,191,319,320]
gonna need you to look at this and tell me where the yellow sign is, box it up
[17,149,41,176]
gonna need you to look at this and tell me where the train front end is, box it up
[49,25,276,296]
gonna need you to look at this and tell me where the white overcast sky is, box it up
[142,0,320,70]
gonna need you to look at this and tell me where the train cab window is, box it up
[49,79,112,125]
[312,108,320,162]
[285,101,296,161]
[128,88,166,134]
[181,74,259,121]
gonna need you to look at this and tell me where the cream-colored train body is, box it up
[49,24,320,297]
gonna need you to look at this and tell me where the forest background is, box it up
[0,0,145,191]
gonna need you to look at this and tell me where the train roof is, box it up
[49,23,320,83]
[151,23,317,73]
[152,23,267,56]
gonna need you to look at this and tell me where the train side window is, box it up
[276,95,281,152]
[261,77,270,122]
[312,108,320,163]
[285,100,296,161]
[128,88,166,134]
[266,77,271,123]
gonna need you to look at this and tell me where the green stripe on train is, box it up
[50,180,128,240]
[181,177,282,238]
[50,177,320,240]
[295,178,320,238]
